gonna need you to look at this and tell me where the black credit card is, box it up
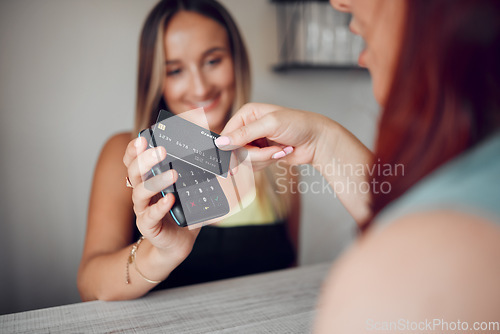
[151,109,231,178]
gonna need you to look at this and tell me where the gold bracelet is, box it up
[125,236,162,284]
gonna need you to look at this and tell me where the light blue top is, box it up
[375,132,500,230]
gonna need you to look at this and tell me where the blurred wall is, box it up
[0,0,377,314]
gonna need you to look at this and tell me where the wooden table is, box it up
[0,263,331,333]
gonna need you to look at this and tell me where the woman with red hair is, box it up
[217,0,500,330]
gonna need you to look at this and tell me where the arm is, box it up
[77,133,197,301]
[314,119,373,224]
[219,103,373,225]
[314,211,500,333]
[286,167,301,260]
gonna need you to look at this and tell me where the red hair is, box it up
[369,0,500,225]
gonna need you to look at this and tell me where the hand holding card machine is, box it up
[138,112,230,227]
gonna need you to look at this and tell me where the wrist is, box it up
[145,235,192,271]
[150,240,190,268]
[130,237,187,284]
[312,115,341,169]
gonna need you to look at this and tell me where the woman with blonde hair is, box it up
[77,0,299,301]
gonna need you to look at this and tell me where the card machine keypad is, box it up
[140,128,230,227]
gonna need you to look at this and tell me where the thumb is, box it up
[215,114,278,151]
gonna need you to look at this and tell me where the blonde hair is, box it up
[133,0,292,220]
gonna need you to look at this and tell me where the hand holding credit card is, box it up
[139,109,255,229]
[151,109,232,177]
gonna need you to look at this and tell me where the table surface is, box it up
[0,263,331,333]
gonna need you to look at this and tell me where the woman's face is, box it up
[162,11,235,133]
[330,0,406,105]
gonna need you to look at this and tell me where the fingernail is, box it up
[215,136,230,148]
[162,196,171,206]
[283,146,294,155]
[163,170,174,180]
[272,151,286,159]
[135,138,142,147]
[155,147,165,157]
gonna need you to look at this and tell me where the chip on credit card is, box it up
[150,109,231,178]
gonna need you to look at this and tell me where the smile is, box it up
[189,94,221,111]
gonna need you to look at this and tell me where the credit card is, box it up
[150,109,231,178]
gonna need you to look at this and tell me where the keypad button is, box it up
[167,158,228,224]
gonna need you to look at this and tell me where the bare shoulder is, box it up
[315,211,500,333]
[86,131,135,254]
[99,132,133,164]
[91,131,133,200]
[105,131,133,147]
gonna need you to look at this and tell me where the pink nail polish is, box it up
[272,151,286,159]
[215,136,230,148]
[283,146,294,155]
